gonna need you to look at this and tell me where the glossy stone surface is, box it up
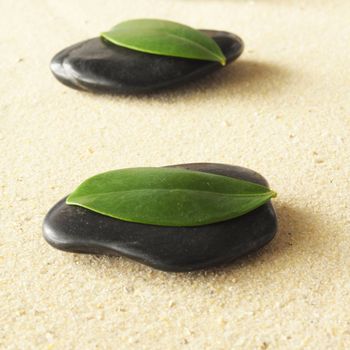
[50,30,243,94]
[43,164,277,272]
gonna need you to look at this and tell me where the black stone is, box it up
[43,164,277,272]
[50,30,243,94]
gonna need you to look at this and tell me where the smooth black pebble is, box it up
[50,30,244,94]
[43,163,277,272]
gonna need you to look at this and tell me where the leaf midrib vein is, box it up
[163,32,223,61]
[70,188,273,199]
[103,30,224,63]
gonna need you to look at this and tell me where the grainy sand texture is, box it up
[1,1,350,349]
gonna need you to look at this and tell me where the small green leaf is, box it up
[101,19,226,65]
[66,167,276,227]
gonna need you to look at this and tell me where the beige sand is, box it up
[1,1,350,349]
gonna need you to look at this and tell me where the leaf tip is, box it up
[66,192,76,205]
[220,57,226,66]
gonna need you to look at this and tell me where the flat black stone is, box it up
[50,30,244,94]
[43,163,277,272]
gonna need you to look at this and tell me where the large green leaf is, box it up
[101,19,226,65]
[66,167,276,227]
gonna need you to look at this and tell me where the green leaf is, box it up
[101,19,226,65]
[66,167,277,227]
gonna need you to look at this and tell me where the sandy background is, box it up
[1,0,350,349]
